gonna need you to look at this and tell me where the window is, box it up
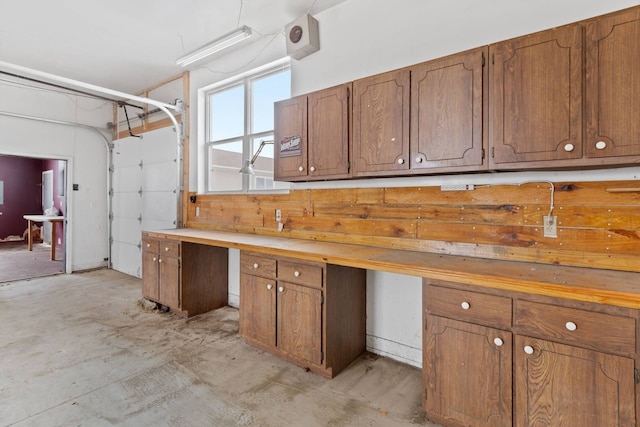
[205,64,291,193]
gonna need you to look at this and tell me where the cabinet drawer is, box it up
[158,241,180,257]
[241,253,276,279]
[142,238,159,253]
[278,260,323,288]
[426,285,512,329]
[514,300,636,355]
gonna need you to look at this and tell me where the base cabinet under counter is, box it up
[142,237,180,309]
[239,251,366,378]
[423,279,639,427]
[515,335,635,426]
[141,233,229,318]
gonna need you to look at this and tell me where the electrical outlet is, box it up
[195,206,200,217]
[275,209,282,222]
[543,215,558,238]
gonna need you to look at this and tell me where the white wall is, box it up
[0,80,112,272]
[189,0,640,367]
[292,0,640,94]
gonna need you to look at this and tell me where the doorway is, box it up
[0,155,67,283]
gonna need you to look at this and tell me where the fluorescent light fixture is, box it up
[176,25,253,67]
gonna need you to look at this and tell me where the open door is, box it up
[42,170,53,245]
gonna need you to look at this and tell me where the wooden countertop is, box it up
[144,228,640,309]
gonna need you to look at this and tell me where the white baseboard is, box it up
[228,293,239,308]
[366,335,421,368]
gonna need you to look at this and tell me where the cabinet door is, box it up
[411,47,487,173]
[515,335,635,426]
[586,7,640,158]
[307,84,351,179]
[274,95,308,181]
[277,281,322,366]
[490,24,583,168]
[353,69,410,176]
[158,255,179,309]
[424,315,512,427]
[142,251,159,301]
[239,274,276,347]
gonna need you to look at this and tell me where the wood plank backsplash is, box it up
[186,181,640,273]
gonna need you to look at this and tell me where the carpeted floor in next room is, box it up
[0,242,64,283]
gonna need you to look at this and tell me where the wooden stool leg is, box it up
[51,223,56,261]
[28,219,33,251]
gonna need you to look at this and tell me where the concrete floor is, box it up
[0,269,440,426]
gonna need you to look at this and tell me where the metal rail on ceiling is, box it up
[0,60,187,271]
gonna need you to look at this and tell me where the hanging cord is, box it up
[237,0,244,27]
[475,181,555,219]
[546,182,555,218]
[119,102,142,138]
[306,0,319,14]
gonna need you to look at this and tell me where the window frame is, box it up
[202,59,291,194]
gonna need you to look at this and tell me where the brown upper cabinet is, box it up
[352,69,411,176]
[490,6,640,169]
[411,47,487,173]
[274,94,307,180]
[274,83,351,181]
[585,7,640,160]
[274,5,640,181]
[489,24,584,168]
[353,47,487,177]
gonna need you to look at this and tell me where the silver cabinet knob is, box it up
[266,284,273,290]
[415,157,423,163]
[294,271,301,277]
[460,301,470,310]
[278,286,284,293]
[165,247,170,252]
[564,143,574,152]
[565,321,577,331]
[397,158,405,165]
[152,257,157,262]
[524,345,534,355]
[158,258,163,263]
[298,166,304,172]
[595,141,607,150]
[146,243,151,248]
[494,338,504,347]
[310,166,316,172]
[253,263,259,269]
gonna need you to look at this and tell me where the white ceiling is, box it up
[0,0,347,94]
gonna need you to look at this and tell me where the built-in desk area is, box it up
[142,228,640,425]
[144,227,640,308]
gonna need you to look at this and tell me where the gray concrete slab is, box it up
[0,269,439,426]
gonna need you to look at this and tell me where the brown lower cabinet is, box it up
[424,315,513,427]
[239,251,366,378]
[142,237,180,309]
[423,279,638,427]
[515,336,635,426]
[141,233,228,318]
